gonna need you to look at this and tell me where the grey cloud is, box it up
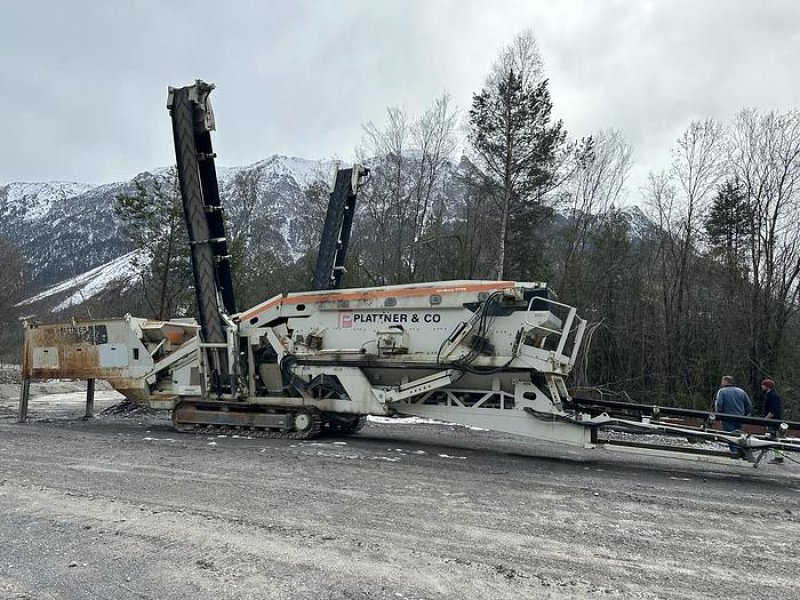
[2,0,798,196]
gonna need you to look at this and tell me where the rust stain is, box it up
[24,326,116,379]
[23,321,162,408]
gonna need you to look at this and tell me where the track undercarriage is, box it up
[171,400,364,439]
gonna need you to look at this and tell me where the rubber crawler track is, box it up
[172,408,365,440]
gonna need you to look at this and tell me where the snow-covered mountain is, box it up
[6,154,655,314]
[3,154,336,313]
[0,179,130,287]
[2,153,332,282]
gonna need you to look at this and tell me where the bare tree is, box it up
[298,164,342,254]
[451,163,501,279]
[358,107,410,284]
[357,95,457,284]
[226,167,265,249]
[490,28,544,89]
[644,119,723,396]
[557,129,633,295]
[728,109,800,388]
[406,94,458,280]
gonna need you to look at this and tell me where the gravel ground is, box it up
[1,390,799,600]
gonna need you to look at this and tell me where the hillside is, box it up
[6,155,652,315]
[4,155,335,312]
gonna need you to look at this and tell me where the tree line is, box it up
[344,31,800,416]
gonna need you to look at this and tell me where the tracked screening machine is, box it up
[20,80,800,466]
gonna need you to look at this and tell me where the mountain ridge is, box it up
[7,154,653,314]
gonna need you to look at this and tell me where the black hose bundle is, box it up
[437,292,519,375]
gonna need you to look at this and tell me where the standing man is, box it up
[714,375,753,457]
[761,378,784,465]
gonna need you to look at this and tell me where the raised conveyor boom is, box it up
[311,165,369,290]
[167,80,236,393]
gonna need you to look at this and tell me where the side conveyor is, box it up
[167,80,236,393]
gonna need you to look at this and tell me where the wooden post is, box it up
[85,378,95,419]
[18,378,31,423]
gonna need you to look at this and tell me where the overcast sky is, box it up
[2,0,799,194]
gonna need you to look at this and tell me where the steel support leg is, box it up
[18,378,31,423]
[84,378,95,419]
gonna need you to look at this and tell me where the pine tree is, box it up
[469,52,566,279]
[705,178,752,274]
[114,168,194,320]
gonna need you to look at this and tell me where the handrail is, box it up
[523,295,586,366]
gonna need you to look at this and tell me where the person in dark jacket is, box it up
[761,378,784,465]
[714,375,753,456]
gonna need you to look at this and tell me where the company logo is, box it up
[338,312,353,328]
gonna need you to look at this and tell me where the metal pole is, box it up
[18,378,30,423]
[85,378,95,419]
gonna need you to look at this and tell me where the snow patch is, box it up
[19,249,146,310]
[367,415,488,431]
[1,181,99,222]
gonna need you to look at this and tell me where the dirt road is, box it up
[1,392,798,599]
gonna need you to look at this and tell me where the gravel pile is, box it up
[99,398,160,417]
[600,429,725,451]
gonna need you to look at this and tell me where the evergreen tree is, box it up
[0,238,28,316]
[114,168,194,320]
[0,238,29,362]
[705,178,752,274]
[468,39,566,279]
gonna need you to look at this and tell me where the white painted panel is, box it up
[98,343,129,368]
[32,346,59,369]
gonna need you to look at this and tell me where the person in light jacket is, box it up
[714,375,752,456]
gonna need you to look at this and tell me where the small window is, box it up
[250,316,259,325]
[429,294,442,305]
[384,297,397,307]
[478,292,489,301]
[338,301,350,309]
[296,304,306,312]
[133,348,140,361]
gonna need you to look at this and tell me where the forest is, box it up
[7,31,800,417]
